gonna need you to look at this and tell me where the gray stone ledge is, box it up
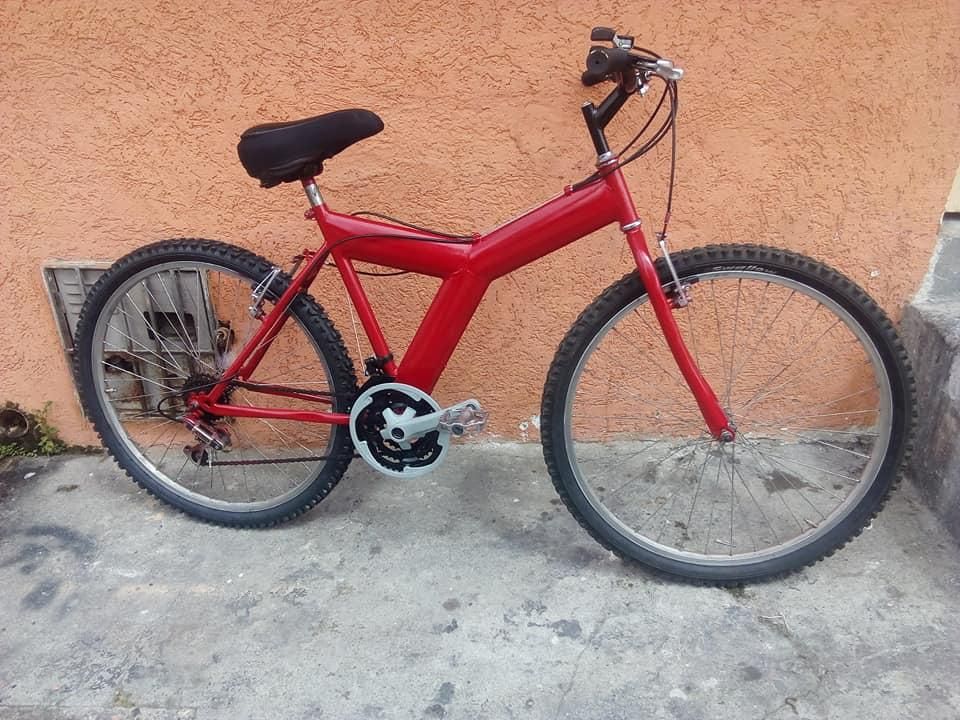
[901,218,960,541]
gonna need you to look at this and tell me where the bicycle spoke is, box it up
[738,434,838,510]
[169,272,204,361]
[751,452,861,483]
[728,445,782,544]
[123,412,171,421]
[724,279,743,408]
[115,303,187,376]
[141,280,202,367]
[155,272,205,366]
[575,384,704,437]
[173,452,191,483]
[727,443,736,553]
[703,447,725,553]
[684,444,713,545]
[614,384,705,427]
[740,316,841,410]
[193,268,220,364]
[727,288,799,399]
[772,426,878,437]
[727,280,769,392]
[652,456,695,542]
[754,408,879,425]
[604,438,708,499]
[105,322,189,378]
[216,461,229,493]
[154,427,181,469]
[579,436,676,467]
[103,344,188,380]
[709,281,728,400]
[648,443,701,540]
[741,420,872,459]
[616,318,683,386]
[749,386,878,420]
[101,361,177,392]
[239,395,317,473]
[231,423,300,491]
[737,338,863,413]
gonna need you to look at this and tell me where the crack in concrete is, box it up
[553,616,608,720]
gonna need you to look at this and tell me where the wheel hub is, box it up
[180,372,234,463]
[181,372,233,417]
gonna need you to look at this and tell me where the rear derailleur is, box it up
[183,416,232,466]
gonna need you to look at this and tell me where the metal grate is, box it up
[42,262,112,353]
[43,262,217,418]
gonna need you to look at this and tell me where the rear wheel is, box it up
[541,244,914,583]
[73,239,358,526]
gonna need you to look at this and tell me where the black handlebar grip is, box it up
[581,46,633,86]
[581,70,606,86]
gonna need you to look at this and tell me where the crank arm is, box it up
[381,399,487,445]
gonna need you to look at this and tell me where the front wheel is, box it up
[541,244,915,584]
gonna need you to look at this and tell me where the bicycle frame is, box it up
[196,162,733,439]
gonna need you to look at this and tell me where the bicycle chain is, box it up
[187,382,439,470]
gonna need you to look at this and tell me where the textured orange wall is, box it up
[1,1,958,444]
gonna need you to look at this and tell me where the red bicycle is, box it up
[74,28,914,583]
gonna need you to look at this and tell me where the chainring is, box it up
[349,382,449,478]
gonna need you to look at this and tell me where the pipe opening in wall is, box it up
[0,407,30,439]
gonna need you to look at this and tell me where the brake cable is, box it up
[569,73,685,301]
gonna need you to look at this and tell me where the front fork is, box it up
[605,169,735,441]
[628,231,734,440]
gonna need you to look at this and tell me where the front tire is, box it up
[541,244,915,584]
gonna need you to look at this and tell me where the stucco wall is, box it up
[1,1,958,444]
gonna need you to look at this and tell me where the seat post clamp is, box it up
[303,180,324,209]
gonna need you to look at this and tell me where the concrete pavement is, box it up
[0,447,958,719]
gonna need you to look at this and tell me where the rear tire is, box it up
[73,239,358,527]
[541,244,915,584]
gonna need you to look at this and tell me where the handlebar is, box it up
[581,29,684,88]
[578,28,683,159]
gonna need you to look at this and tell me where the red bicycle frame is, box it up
[196,161,733,439]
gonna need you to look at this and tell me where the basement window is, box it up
[43,262,217,419]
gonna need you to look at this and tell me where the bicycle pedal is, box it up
[438,401,488,437]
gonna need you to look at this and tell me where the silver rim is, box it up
[91,261,337,513]
[563,270,893,566]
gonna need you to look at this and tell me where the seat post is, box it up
[301,178,324,208]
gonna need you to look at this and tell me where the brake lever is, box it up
[652,58,684,81]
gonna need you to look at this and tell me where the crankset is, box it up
[349,382,487,478]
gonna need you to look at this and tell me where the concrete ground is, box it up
[0,447,957,720]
